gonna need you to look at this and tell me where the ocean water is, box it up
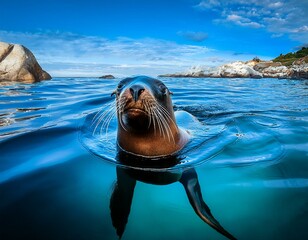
[0,77,307,240]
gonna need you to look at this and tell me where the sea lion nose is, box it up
[129,85,145,102]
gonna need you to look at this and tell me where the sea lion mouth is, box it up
[124,107,148,116]
[121,106,149,129]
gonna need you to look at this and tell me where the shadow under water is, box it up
[110,151,237,240]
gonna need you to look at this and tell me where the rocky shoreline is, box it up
[1,40,307,83]
[159,58,308,79]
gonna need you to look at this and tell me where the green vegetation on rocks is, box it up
[273,47,308,66]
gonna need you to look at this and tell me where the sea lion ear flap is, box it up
[164,88,173,95]
[111,90,117,97]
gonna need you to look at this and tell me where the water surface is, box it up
[0,77,307,240]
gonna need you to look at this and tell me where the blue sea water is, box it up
[0,77,307,240]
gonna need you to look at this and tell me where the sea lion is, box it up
[112,76,189,157]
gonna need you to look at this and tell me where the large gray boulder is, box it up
[0,42,51,83]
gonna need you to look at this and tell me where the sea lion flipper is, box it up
[179,169,237,240]
[110,167,136,238]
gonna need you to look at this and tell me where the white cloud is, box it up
[214,16,261,28]
[0,30,221,77]
[195,0,220,10]
[227,14,242,21]
[195,0,308,42]
[5,30,277,77]
[0,30,274,77]
[268,2,283,8]
[226,14,264,28]
[292,26,308,33]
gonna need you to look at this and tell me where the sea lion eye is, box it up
[111,82,125,96]
[159,84,166,92]
[158,84,169,95]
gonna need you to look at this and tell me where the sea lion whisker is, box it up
[151,99,176,143]
[152,105,167,139]
[92,100,116,123]
[148,100,156,132]
[98,98,126,137]
[147,99,157,130]
[117,103,125,114]
[143,100,152,129]
[148,101,157,135]
[159,113,170,141]
[93,105,117,136]
[116,96,127,109]
[92,104,117,132]
[158,110,174,143]
[116,99,128,132]
[157,112,165,139]
[116,102,126,118]
[155,101,173,121]
[159,108,173,142]
[100,105,117,131]
[154,105,175,143]
[156,104,174,129]
[91,101,116,127]
[93,112,110,135]
[92,110,105,127]
[156,101,178,132]
[100,110,117,138]
[92,98,126,136]
[152,110,157,135]
[152,107,161,135]
[99,104,117,123]
[152,105,161,136]
[152,106,168,139]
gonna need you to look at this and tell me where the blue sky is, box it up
[0,0,307,77]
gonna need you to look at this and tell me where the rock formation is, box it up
[159,58,308,79]
[289,56,308,79]
[99,74,115,79]
[0,42,51,83]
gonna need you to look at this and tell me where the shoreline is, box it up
[159,58,308,80]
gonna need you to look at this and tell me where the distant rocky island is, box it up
[160,48,308,79]
[99,74,115,79]
[0,41,51,84]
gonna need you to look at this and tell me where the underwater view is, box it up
[0,77,307,239]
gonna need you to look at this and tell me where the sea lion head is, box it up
[113,76,175,133]
[112,76,188,157]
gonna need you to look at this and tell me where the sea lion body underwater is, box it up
[110,165,237,240]
[112,76,190,157]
